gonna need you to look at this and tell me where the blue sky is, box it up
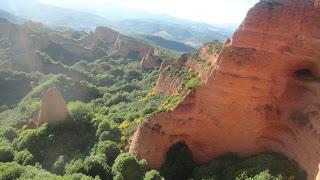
[40,0,259,24]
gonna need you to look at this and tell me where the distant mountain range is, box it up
[109,19,228,48]
[0,0,236,49]
[135,35,196,52]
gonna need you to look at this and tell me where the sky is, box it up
[39,0,259,24]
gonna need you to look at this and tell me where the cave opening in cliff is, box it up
[294,68,315,80]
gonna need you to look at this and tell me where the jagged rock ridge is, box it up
[130,1,320,179]
[0,19,163,73]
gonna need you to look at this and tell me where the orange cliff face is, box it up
[129,0,320,179]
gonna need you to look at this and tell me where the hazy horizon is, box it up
[39,0,259,24]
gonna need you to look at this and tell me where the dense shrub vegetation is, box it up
[164,65,199,91]
[181,40,223,63]
[159,142,306,180]
[205,40,223,55]
[160,142,195,180]
[192,151,307,180]
[0,69,32,107]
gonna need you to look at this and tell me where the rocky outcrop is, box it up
[178,42,221,83]
[154,43,220,95]
[140,48,162,70]
[81,26,163,68]
[130,1,320,179]
[154,62,183,95]
[37,89,68,127]
[82,26,119,48]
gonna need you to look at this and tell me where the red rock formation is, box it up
[130,1,320,179]
[37,89,68,127]
[81,26,162,65]
[140,49,162,70]
[82,26,119,48]
[154,62,184,95]
[178,42,221,83]
[154,43,220,94]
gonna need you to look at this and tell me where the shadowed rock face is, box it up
[37,88,68,126]
[130,0,320,179]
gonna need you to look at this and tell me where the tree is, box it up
[67,101,92,122]
[144,170,163,180]
[13,150,35,166]
[0,127,17,141]
[160,142,195,180]
[93,47,106,59]
[83,155,112,180]
[192,153,238,180]
[235,170,283,180]
[139,159,149,175]
[52,155,66,175]
[96,74,115,86]
[112,153,143,180]
[95,140,120,165]
[114,173,124,180]
[65,159,86,175]
[126,70,141,81]
[66,156,112,179]
[0,162,24,180]
[63,173,95,180]
[105,93,130,106]
[12,125,48,162]
[110,68,125,78]
[0,139,14,163]
[96,121,121,142]
[0,147,14,163]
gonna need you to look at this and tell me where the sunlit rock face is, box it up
[130,0,320,179]
[154,43,220,95]
[37,88,68,126]
[154,66,183,95]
